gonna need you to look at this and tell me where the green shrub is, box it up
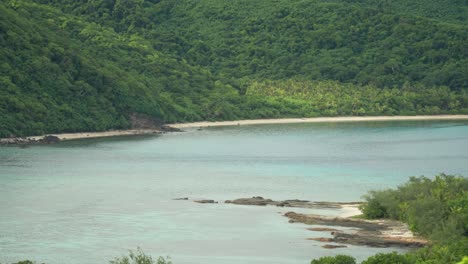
[361,252,413,264]
[109,248,171,264]
[359,197,387,218]
[310,255,356,264]
[360,174,468,242]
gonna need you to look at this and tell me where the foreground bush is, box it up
[310,255,356,264]
[360,174,468,243]
[110,248,171,264]
[361,252,413,264]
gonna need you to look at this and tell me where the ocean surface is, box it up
[1,120,468,264]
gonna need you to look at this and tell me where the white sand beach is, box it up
[2,115,468,143]
[169,115,468,129]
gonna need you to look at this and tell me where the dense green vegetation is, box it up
[1,0,467,137]
[311,174,468,264]
[41,0,468,89]
[324,0,468,24]
[360,174,467,243]
[311,254,357,264]
[246,80,466,117]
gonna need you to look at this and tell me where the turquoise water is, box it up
[1,121,467,264]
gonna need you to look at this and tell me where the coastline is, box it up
[28,129,161,141]
[0,129,161,144]
[339,204,362,218]
[169,115,468,129]
[1,115,468,144]
[188,197,425,248]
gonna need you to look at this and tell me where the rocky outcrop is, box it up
[172,195,427,249]
[129,113,182,132]
[225,196,273,206]
[331,231,427,248]
[0,135,61,145]
[307,237,334,242]
[160,125,183,132]
[285,212,428,248]
[194,199,218,204]
[285,212,381,229]
[42,135,60,144]
[308,227,340,232]
[225,196,361,209]
[0,138,34,145]
[322,244,347,249]
[129,113,162,129]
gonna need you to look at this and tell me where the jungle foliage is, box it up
[0,0,467,137]
[357,174,467,264]
[312,174,468,264]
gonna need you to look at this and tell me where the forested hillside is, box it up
[1,0,467,137]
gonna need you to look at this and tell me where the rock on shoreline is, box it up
[286,212,428,248]
[0,135,60,145]
[194,199,218,204]
[0,129,164,146]
[225,196,361,209]
[173,196,427,249]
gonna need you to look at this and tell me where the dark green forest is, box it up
[1,0,467,137]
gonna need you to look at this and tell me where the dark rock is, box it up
[1,137,38,145]
[332,232,427,248]
[284,212,384,230]
[226,197,272,206]
[308,227,340,232]
[194,199,217,204]
[161,125,183,132]
[285,199,309,203]
[276,201,291,207]
[173,197,189,200]
[42,135,60,144]
[223,197,356,209]
[307,237,334,242]
[130,113,162,129]
[285,212,428,248]
[322,244,347,249]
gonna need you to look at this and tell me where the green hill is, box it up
[1,0,467,137]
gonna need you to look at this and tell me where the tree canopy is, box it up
[0,0,467,137]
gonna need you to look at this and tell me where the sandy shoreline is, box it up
[339,204,362,218]
[0,129,161,144]
[189,197,423,246]
[30,129,161,141]
[1,115,467,143]
[169,115,468,129]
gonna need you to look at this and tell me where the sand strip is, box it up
[168,115,468,129]
[0,129,161,144]
[339,204,362,218]
[34,129,161,141]
[2,115,467,143]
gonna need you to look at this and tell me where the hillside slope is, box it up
[0,0,467,137]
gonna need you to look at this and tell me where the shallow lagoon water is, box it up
[1,121,468,263]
